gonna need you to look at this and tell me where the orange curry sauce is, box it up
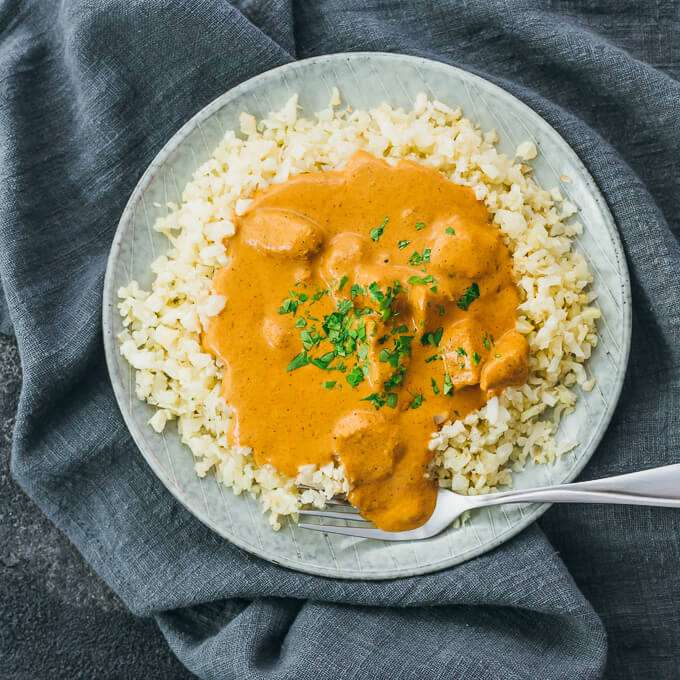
[204,151,528,531]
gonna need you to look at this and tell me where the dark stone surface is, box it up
[0,333,195,680]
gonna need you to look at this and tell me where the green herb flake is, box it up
[386,393,398,408]
[443,373,453,396]
[431,378,440,395]
[338,275,348,291]
[410,393,425,409]
[407,274,436,286]
[436,304,445,317]
[392,324,408,335]
[424,354,440,363]
[369,216,389,242]
[346,366,365,387]
[445,227,456,235]
[495,353,502,358]
[415,221,426,231]
[472,351,482,366]
[277,298,298,315]
[300,329,315,350]
[408,248,432,266]
[482,333,491,351]
[361,392,386,410]
[384,366,406,391]
[336,299,352,315]
[286,352,309,372]
[323,381,337,390]
[457,283,480,311]
[421,327,444,347]
[294,317,307,328]
[398,240,410,250]
[456,346,467,357]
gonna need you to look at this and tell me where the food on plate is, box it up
[118,91,600,530]
[204,151,528,530]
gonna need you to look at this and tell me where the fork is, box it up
[298,463,680,541]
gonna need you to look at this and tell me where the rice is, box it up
[117,90,600,529]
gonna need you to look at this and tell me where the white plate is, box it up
[103,53,631,579]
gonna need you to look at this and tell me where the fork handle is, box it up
[467,463,680,509]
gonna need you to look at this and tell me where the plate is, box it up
[103,52,631,579]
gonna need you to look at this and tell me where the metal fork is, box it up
[299,463,680,541]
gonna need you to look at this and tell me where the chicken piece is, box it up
[480,330,529,393]
[261,317,293,350]
[440,317,486,389]
[239,208,323,259]
[321,232,366,283]
[408,283,454,329]
[430,218,501,279]
[333,411,403,485]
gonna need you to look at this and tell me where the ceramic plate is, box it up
[103,53,631,579]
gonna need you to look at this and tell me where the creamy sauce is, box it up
[204,151,528,531]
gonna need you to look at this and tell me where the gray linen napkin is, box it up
[0,2,678,678]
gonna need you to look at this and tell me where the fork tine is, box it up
[299,522,390,539]
[325,497,351,506]
[298,509,370,522]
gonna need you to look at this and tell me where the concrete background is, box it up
[0,333,195,679]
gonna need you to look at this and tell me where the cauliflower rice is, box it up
[118,90,600,529]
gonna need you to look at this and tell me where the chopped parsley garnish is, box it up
[350,283,364,300]
[408,248,432,266]
[311,289,329,302]
[495,353,502,358]
[281,274,440,406]
[472,352,482,366]
[446,227,456,235]
[415,221,426,231]
[424,354,440,363]
[369,216,389,241]
[286,351,309,372]
[336,298,352,315]
[421,327,443,347]
[361,392,387,410]
[346,365,365,387]
[482,333,491,350]
[278,298,298,315]
[398,240,410,250]
[407,274,436,286]
[457,283,480,310]
[436,304,445,317]
[384,366,406,391]
[443,373,453,396]
[456,346,467,357]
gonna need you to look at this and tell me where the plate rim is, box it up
[102,51,632,579]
